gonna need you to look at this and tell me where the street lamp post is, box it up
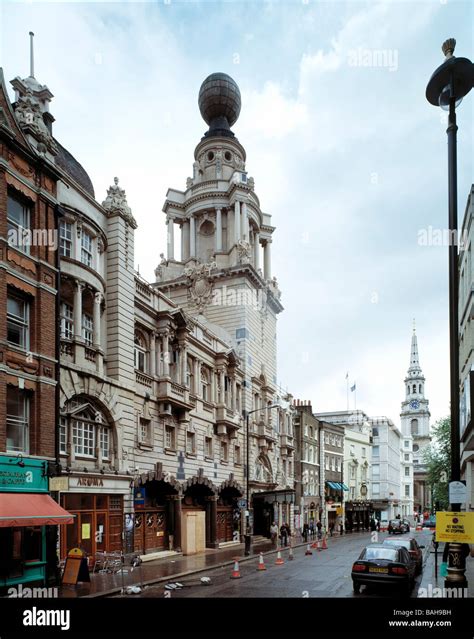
[426,38,474,591]
[244,402,280,555]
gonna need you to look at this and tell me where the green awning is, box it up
[341,483,349,491]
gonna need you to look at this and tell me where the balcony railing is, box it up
[136,370,153,387]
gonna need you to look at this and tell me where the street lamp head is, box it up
[426,38,474,107]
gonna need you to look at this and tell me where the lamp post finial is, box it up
[442,38,456,59]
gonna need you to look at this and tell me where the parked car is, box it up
[422,516,436,528]
[388,519,410,534]
[382,536,425,574]
[351,544,416,595]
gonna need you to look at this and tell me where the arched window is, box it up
[412,384,416,394]
[411,419,418,435]
[419,384,422,394]
[134,329,148,372]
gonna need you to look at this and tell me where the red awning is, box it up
[0,493,75,527]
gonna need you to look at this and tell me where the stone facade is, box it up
[293,400,320,526]
[460,184,474,511]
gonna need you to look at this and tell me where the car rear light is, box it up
[390,566,408,575]
[352,563,366,572]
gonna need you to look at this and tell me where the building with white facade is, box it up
[316,410,372,530]
[460,184,474,512]
[368,416,402,521]
[152,73,296,537]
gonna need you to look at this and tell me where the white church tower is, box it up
[400,323,431,513]
[153,73,295,535]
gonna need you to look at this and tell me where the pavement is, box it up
[60,530,367,598]
[418,536,474,597]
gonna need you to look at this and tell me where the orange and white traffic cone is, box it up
[275,548,285,565]
[230,558,241,579]
[288,545,294,560]
[311,539,318,549]
[321,535,328,550]
[305,543,313,556]
[256,552,266,571]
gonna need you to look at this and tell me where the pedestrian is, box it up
[280,524,288,547]
[309,521,315,540]
[328,521,334,537]
[302,523,309,542]
[285,522,291,540]
[375,518,380,532]
[270,521,278,547]
[316,520,322,540]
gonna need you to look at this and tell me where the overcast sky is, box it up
[1,0,472,427]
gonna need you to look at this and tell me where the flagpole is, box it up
[354,383,357,410]
[346,373,349,411]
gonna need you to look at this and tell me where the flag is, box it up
[345,372,349,380]
[350,383,356,392]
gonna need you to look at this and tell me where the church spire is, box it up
[408,321,422,374]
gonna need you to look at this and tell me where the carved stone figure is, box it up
[236,239,251,264]
[102,177,137,229]
[14,89,58,155]
[184,260,216,311]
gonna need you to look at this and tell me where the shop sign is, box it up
[134,487,146,505]
[49,476,69,492]
[76,476,104,487]
[0,455,48,493]
[435,511,474,543]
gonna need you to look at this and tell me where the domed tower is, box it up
[154,74,293,531]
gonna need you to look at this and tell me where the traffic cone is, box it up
[321,535,328,550]
[311,539,318,549]
[256,552,266,571]
[275,549,285,565]
[305,544,313,556]
[230,558,241,579]
[288,545,294,560]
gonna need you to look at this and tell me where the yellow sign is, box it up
[435,511,474,543]
[336,507,343,515]
[49,476,69,491]
[81,523,91,540]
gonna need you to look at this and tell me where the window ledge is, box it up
[185,452,197,459]
[204,456,214,462]
[164,448,177,455]
[138,443,153,451]
[220,460,229,465]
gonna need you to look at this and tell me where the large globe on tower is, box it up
[198,72,241,138]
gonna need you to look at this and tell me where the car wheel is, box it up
[353,582,361,594]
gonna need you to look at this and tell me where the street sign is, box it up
[238,499,247,509]
[435,511,474,543]
[449,480,467,505]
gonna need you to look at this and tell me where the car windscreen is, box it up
[363,547,398,561]
[383,539,410,549]
[389,520,400,525]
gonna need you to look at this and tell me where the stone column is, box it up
[219,369,225,405]
[150,333,156,376]
[92,292,102,347]
[74,281,83,340]
[241,202,248,241]
[254,233,260,270]
[190,216,196,257]
[211,370,216,403]
[180,344,187,385]
[215,208,222,252]
[163,332,170,377]
[264,240,272,280]
[193,358,200,395]
[234,201,241,244]
[231,376,237,411]
[167,216,174,260]
[156,336,162,377]
[182,221,190,261]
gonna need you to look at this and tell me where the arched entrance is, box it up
[182,474,218,552]
[217,479,243,543]
[134,467,181,554]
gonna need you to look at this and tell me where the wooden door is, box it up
[217,508,233,542]
[144,510,167,552]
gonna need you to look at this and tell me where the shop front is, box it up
[58,472,130,562]
[252,489,296,537]
[344,500,372,532]
[0,455,74,590]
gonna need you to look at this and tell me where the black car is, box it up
[351,544,416,595]
[387,519,410,534]
[382,536,425,574]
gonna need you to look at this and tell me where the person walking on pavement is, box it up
[328,521,335,537]
[316,520,322,540]
[309,520,315,540]
[280,523,288,547]
[270,522,278,547]
[302,522,309,542]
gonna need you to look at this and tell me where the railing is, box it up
[170,382,185,398]
[136,279,152,300]
[84,347,97,363]
[136,371,153,387]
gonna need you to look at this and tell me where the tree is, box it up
[422,416,450,511]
